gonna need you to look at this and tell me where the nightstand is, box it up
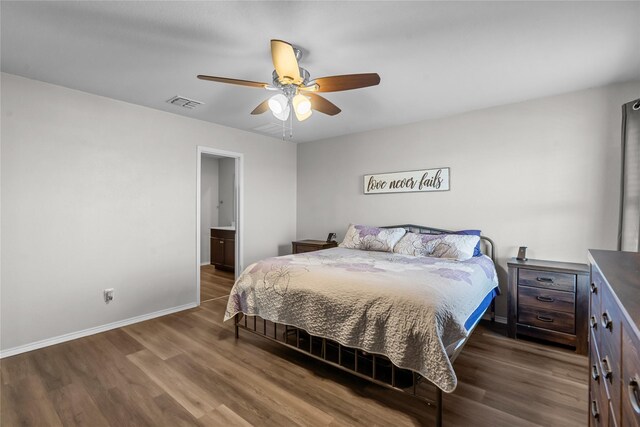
[292,239,338,254]
[507,258,589,355]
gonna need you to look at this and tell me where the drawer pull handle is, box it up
[629,376,640,414]
[536,315,554,323]
[590,316,598,330]
[590,282,598,294]
[536,277,554,283]
[536,296,555,303]
[601,312,612,331]
[602,356,613,381]
[591,400,599,419]
[592,364,600,382]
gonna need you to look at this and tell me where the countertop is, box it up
[211,226,235,231]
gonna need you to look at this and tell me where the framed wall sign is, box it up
[363,167,450,194]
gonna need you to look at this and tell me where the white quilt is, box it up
[224,247,498,392]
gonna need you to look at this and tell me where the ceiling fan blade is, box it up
[197,75,268,88]
[250,99,270,115]
[271,40,303,85]
[307,93,341,116]
[313,73,381,92]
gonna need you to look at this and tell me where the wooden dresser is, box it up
[588,250,640,427]
[507,258,589,355]
[292,239,338,254]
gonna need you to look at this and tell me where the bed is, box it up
[224,225,499,426]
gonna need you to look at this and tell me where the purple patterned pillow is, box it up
[339,224,406,252]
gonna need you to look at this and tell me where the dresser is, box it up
[210,228,235,271]
[507,258,589,355]
[588,249,640,427]
[292,239,338,254]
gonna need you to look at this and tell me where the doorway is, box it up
[196,146,243,305]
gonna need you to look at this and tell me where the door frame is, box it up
[196,146,244,305]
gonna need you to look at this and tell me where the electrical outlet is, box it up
[104,288,114,304]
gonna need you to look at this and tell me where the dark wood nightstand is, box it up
[292,239,338,254]
[507,258,589,355]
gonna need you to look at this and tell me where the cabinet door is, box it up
[224,239,235,269]
[212,238,225,265]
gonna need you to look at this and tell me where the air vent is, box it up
[253,122,292,135]
[166,96,203,109]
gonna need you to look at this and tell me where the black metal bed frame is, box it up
[233,224,496,427]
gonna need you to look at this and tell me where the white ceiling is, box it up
[2,1,639,143]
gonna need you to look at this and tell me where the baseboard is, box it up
[0,302,198,359]
[200,261,212,266]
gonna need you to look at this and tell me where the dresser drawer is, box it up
[518,268,576,293]
[590,266,604,326]
[518,306,575,334]
[591,334,603,392]
[518,286,575,314]
[599,285,622,410]
[294,245,321,254]
[622,328,640,427]
[590,389,608,427]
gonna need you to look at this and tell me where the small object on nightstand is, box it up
[516,246,528,261]
[326,232,337,243]
[292,239,338,254]
[507,258,589,355]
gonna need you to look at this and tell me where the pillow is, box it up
[394,232,480,261]
[393,232,441,257]
[430,234,480,261]
[339,224,406,252]
[455,229,482,257]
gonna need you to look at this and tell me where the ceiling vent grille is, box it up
[166,96,203,109]
[253,122,292,135]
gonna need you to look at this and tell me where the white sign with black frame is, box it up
[363,168,450,194]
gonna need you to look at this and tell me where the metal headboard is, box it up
[382,224,495,262]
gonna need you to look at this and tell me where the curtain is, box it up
[619,98,640,252]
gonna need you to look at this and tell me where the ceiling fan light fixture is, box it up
[268,93,288,115]
[274,105,291,121]
[268,93,290,121]
[293,94,311,115]
[294,107,312,122]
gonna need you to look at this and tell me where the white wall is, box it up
[1,73,297,354]
[297,81,640,317]
[200,156,219,264]
[218,157,235,227]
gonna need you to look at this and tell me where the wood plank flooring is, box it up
[1,297,588,426]
[200,265,235,302]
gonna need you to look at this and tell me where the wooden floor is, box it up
[200,265,235,302]
[0,298,588,426]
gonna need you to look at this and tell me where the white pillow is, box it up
[394,232,479,261]
[339,224,406,252]
[430,234,480,261]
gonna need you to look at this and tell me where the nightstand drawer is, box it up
[518,306,575,334]
[518,286,575,313]
[295,245,320,254]
[518,268,576,292]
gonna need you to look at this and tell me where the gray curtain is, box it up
[619,98,640,252]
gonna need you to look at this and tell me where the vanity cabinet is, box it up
[211,228,235,271]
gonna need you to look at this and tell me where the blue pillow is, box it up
[456,229,482,257]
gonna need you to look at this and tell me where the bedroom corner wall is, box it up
[0,73,297,354]
[296,80,640,318]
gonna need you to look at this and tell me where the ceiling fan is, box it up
[197,39,381,125]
